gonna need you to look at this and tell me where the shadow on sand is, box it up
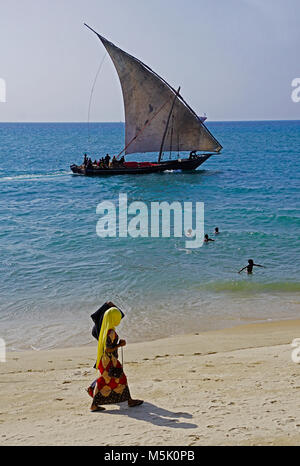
[94,401,198,429]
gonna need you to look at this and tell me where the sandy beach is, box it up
[1,319,300,446]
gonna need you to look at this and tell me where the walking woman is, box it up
[87,307,143,411]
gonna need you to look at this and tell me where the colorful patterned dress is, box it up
[88,329,130,405]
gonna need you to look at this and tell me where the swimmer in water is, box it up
[215,227,219,235]
[238,259,265,274]
[204,234,215,243]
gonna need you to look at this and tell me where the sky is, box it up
[0,0,299,122]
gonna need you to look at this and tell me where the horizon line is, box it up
[0,118,300,124]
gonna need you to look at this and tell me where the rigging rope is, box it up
[87,53,107,146]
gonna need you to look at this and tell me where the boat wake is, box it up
[0,171,72,182]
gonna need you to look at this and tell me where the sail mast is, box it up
[158,87,181,163]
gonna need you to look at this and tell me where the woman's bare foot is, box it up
[128,399,144,408]
[90,403,105,412]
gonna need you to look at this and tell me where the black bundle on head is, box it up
[91,302,125,340]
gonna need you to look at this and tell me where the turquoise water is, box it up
[0,121,299,350]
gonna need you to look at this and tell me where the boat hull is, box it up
[70,155,212,176]
[158,154,212,171]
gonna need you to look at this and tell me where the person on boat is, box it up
[112,155,117,167]
[120,156,125,165]
[189,150,197,159]
[204,234,215,243]
[238,259,265,274]
[87,307,143,412]
[86,158,93,169]
[105,154,111,167]
[83,154,88,166]
[215,227,219,235]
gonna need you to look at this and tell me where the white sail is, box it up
[86,26,222,155]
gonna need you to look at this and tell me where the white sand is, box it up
[1,319,300,446]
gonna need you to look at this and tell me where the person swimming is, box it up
[215,227,219,234]
[204,234,214,243]
[238,259,265,274]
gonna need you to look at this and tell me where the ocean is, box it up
[0,121,299,350]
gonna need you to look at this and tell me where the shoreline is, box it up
[1,318,300,445]
[5,311,300,353]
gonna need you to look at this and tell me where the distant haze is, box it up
[0,0,299,122]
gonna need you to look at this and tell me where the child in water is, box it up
[204,234,214,243]
[238,259,265,274]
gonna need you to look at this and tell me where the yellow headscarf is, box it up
[96,307,122,370]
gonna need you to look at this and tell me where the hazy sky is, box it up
[0,0,299,122]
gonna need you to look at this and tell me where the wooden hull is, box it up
[70,155,212,176]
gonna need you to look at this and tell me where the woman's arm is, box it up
[105,340,126,353]
[105,330,126,353]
